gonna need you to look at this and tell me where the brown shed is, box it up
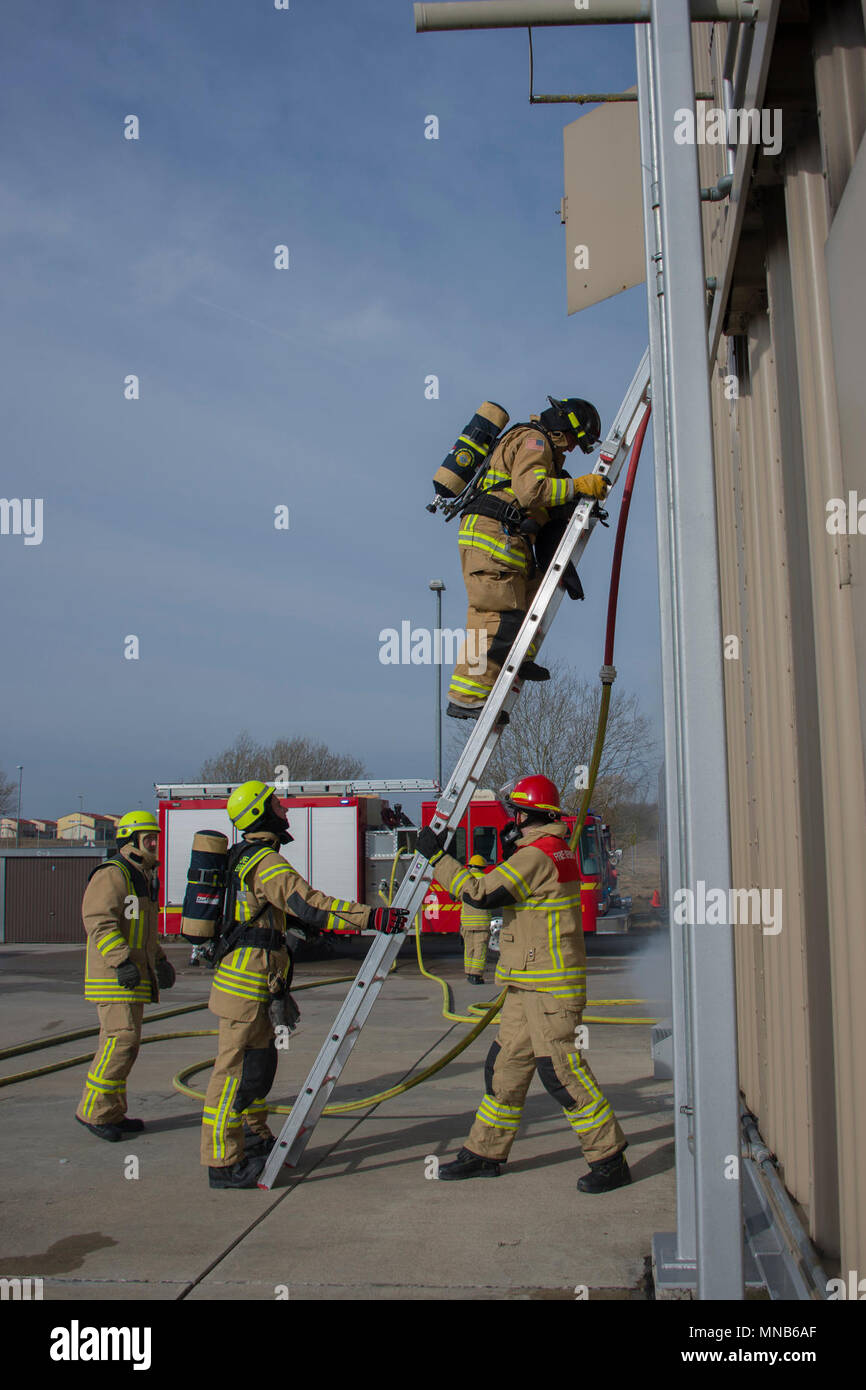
[0,850,107,943]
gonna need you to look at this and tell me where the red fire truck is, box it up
[154,780,433,937]
[154,780,630,939]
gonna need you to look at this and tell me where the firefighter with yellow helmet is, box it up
[75,810,175,1142]
[418,774,630,1193]
[200,780,407,1189]
[462,854,493,984]
[448,397,608,720]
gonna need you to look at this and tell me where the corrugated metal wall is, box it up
[0,854,103,943]
[693,1,866,1273]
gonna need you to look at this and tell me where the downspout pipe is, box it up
[741,1109,831,1299]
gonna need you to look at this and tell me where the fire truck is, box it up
[154,780,630,939]
[153,780,432,937]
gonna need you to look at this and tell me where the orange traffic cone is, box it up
[651,889,661,908]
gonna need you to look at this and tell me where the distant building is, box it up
[0,817,53,839]
[55,813,119,845]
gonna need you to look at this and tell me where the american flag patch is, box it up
[527,437,545,450]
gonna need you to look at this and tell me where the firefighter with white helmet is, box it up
[75,810,175,1142]
[200,780,407,1189]
[448,397,608,720]
[418,774,630,1193]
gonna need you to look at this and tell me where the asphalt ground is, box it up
[0,935,674,1302]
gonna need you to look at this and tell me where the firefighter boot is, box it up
[208,1155,267,1189]
[438,1147,501,1180]
[446,703,510,727]
[76,1115,122,1143]
[243,1125,275,1158]
[577,1149,631,1194]
[518,661,550,682]
[116,1118,145,1133]
[466,974,485,985]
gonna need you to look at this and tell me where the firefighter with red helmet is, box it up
[448,397,608,721]
[417,774,630,1193]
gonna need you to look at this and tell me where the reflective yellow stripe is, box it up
[97,930,127,956]
[258,864,291,882]
[497,861,531,899]
[458,434,489,455]
[475,1093,522,1130]
[450,867,472,896]
[547,910,564,970]
[206,1077,241,1161]
[449,674,492,699]
[457,516,528,570]
[461,909,491,927]
[238,848,272,885]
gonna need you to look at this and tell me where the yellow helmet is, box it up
[116,811,160,844]
[227,780,273,830]
[469,853,487,867]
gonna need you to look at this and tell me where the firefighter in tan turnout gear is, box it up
[201,780,407,1189]
[76,811,175,1142]
[417,775,630,1193]
[448,396,608,720]
[462,854,493,984]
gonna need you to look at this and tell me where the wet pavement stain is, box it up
[0,1233,118,1275]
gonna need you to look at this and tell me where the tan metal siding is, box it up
[784,124,866,1274]
[693,7,866,1269]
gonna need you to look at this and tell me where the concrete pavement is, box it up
[0,938,674,1300]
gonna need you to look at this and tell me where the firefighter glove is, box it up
[268,991,301,1033]
[372,907,408,934]
[116,959,141,990]
[573,473,609,501]
[417,825,447,862]
[155,957,176,989]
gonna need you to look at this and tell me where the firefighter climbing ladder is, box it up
[258,350,651,1189]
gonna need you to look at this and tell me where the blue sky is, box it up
[1,1,658,821]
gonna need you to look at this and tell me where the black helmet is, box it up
[539,397,601,453]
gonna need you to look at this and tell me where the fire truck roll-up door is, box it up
[165,807,237,915]
[302,804,361,902]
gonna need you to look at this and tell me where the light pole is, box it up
[15,766,23,848]
[429,580,445,788]
[78,793,84,844]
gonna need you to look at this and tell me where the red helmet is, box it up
[507,774,562,817]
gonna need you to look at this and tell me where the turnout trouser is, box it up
[77,1002,144,1125]
[449,543,541,708]
[462,927,489,976]
[465,987,626,1164]
[200,1010,278,1168]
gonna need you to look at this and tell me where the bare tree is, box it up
[450,660,657,826]
[0,767,16,818]
[198,732,366,784]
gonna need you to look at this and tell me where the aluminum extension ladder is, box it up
[258,351,651,1189]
